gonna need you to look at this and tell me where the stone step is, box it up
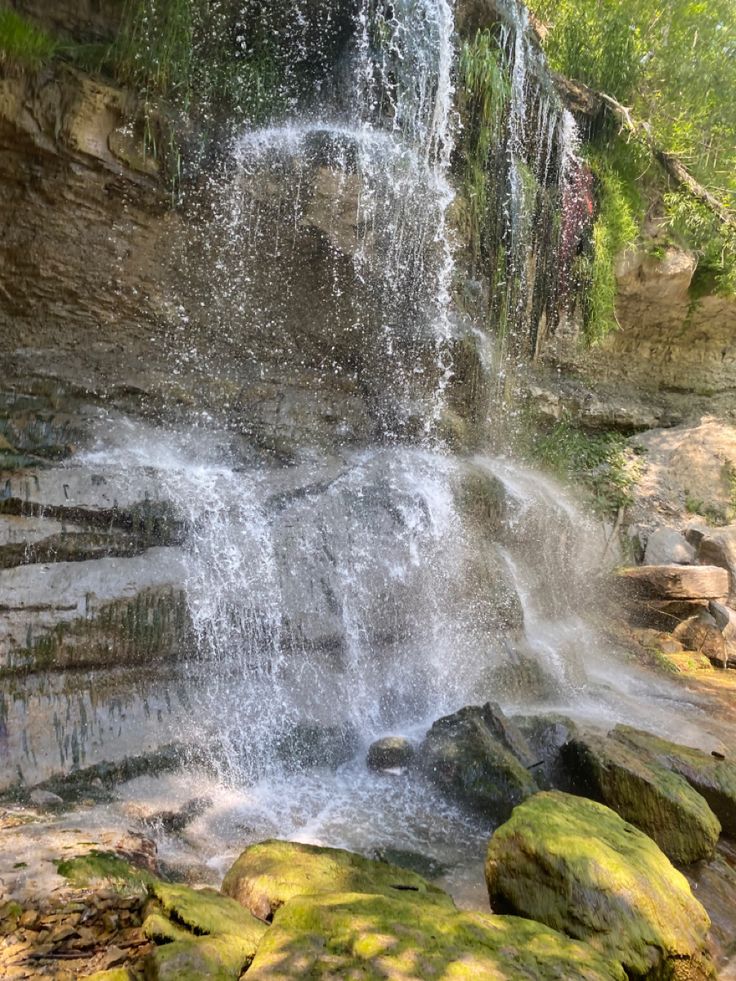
[616,564,729,601]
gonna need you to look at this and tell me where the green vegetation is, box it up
[527,419,640,516]
[527,0,736,298]
[576,152,642,343]
[0,9,57,70]
[457,30,510,257]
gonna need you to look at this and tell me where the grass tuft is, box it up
[0,9,57,71]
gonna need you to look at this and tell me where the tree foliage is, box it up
[528,0,736,292]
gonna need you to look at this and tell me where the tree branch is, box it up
[555,76,736,231]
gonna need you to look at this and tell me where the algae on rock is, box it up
[562,731,721,863]
[485,791,713,980]
[245,889,625,981]
[221,839,453,921]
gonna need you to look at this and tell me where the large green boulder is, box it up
[485,791,714,980]
[221,839,453,920]
[562,731,720,863]
[142,880,267,980]
[611,724,736,836]
[418,703,538,818]
[245,889,625,980]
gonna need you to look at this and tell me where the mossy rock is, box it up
[485,791,713,980]
[611,725,736,836]
[55,850,153,890]
[562,732,720,863]
[148,881,265,941]
[418,703,538,819]
[245,890,625,980]
[143,882,267,980]
[82,970,134,981]
[220,839,453,921]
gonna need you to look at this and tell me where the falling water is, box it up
[67,0,720,900]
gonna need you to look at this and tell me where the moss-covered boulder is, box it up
[418,703,538,818]
[220,839,452,921]
[611,725,736,836]
[485,791,714,980]
[562,731,720,863]
[142,881,267,980]
[245,890,625,980]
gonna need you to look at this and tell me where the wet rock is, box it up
[220,839,452,921]
[611,725,736,836]
[274,722,358,771]
[29,790,64,808]
[674,612,728,667]
[513,713,578,789]
[561,731,720,863]
[644,527,695,565]
[366,736,415,771]
[369,847,447,880]
[418,703,538,819]
[245,889,625,980]
[616,564,729,601]
[485,791,713,980]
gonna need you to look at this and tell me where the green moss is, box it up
[246,889,624,980]
[221,839,453,922]
[144,881,267,980]
[486,791,713,980]
[562,734,721,863]
[149,881,265,942]
[55,850,153,889]
[611,725,736,836]
[0,10,57,71]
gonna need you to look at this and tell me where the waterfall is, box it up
[472,0,590,362]
[147,0,608,787]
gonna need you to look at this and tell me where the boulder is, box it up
[245,890,625,980]
[143,880,267,981]
[697,525,736,604]
[220,839,452,921]
[274,723,358,771]
[485,791,713,980]
[644,528,695,566]
[514,713,579,789]
[616,564,729,600]
[673,612,728,667]
[561,732,720,863]
[418,703,538,819]
[611,725,736,836]
[366,735,416,771]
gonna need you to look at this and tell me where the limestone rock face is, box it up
[485,791,714,980]
[220,839,453,922]
[245,890,626,981]
[548,245,736,397]
[418,703,538,818]
[562,731,721,863]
